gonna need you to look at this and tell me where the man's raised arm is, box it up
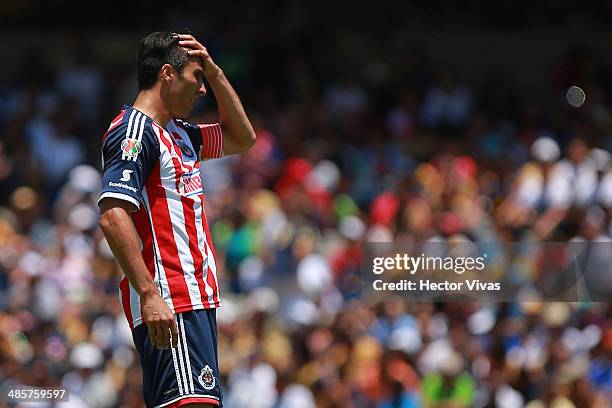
[178,34,256,155]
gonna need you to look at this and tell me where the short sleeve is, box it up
[98,112,159,210]
[175,119,224,160]
[198,123,224,159]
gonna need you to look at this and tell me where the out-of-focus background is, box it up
[1,2,611,407]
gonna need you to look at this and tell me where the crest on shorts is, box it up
[198,365,215,390]
[121,139,142,159]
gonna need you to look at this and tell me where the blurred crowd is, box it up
[1,15,612,408]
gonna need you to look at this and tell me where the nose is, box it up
[198,83,207,96]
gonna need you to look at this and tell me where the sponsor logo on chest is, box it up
[179,171,203,195]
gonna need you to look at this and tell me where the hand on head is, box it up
[173,33,219,78]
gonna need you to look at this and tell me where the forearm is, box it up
[99,207,158,296]
[206,67,256,154]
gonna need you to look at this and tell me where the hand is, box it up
[141,290,179,349]
[175,33,220,78]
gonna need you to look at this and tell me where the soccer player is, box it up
[98,32,255,408]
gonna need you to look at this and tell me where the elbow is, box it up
[221,123,257,155]
[98,204,130,232]
[98,208,115,232]
[233,128,256,154]
[244,128,257,151]
[241,118,257,151]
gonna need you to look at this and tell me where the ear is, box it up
[160,64,175,82]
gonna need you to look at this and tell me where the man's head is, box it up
[137,31,206,118]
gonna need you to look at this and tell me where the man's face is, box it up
[167,58,206,119]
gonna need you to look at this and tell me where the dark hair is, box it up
[136,31,189,90]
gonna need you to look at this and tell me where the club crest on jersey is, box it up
[121,139,142,160]
[177,140,196,160]
[197,365,215,390]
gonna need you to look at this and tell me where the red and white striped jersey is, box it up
[98,106,224,330]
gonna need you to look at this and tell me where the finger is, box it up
[154,321,166,349]
[187,50,210,59]
[169,319,179,348]
[147,322,158,347]
[178,41,204,50]
[177,39,197,44]
[177,38,201,45]
[176,33,194,39]
[160,322,170,349]
[185,48,207,54]
[152,322,161,348]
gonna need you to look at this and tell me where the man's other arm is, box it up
[99,198,178,349]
